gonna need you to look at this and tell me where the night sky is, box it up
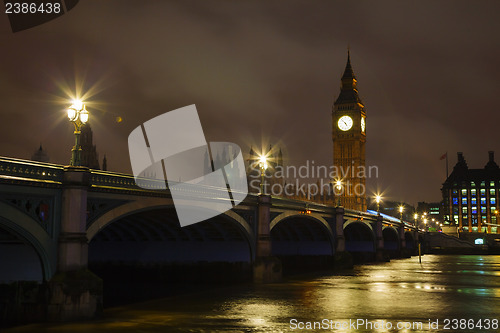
[1,1,499,205]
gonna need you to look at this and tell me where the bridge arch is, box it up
[87,198,255,262]
[343,220,375,254]
[0,202,55,282]
[270,212,335,256]
[382,226,400,250]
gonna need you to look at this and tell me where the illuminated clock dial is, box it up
[361,117,366,133]
[338,115,353,131]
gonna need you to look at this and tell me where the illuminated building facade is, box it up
[442,151,500,233]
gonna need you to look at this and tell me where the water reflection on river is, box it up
[6,255,500,332]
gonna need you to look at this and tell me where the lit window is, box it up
[472,198,477,205]
[461,189,467,196]
[481,189,486,195]
[462,207,468,213]
[491,198,496,204]
[453,197,459,205]
[481,197,486,205]
[471,189,477,195]
[490,181,495,187]
[452,189,458,195]
[490,189,495,196]
[471,182,476,187]
[491,207,497,213]
[462,198,467,205]
[481,206,487,214]
[481,181,486,187]
[453,215,459,222]
[472,206,477,214]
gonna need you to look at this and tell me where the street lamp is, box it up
[67,100,89,166]
[414,213,418,228]
[399,205,404,220]
[375,194,382,214]
[258,155,268,194]
[334,179,342,206]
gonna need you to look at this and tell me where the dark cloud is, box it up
[1,0,499,205]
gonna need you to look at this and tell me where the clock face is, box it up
[361,117,366,133]
[338,115,353,131]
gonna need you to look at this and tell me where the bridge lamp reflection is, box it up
[258,155,268,194]
[67,99,89,166]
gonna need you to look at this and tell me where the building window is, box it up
[481,206,487,214]
[472,198,477,205]
[453,197,459,205]
[491,197,496,205]
[481,181,486,187]
[452,189,458,195]
[461,189,467,196]
[472,206,477,214]
[470,182,476,187]
[461,198,467,205]
[472,217,477,225]
[462,207,468,213]
[471,189,477,196]
[490,181,495,187]
[490,189,495,196]
[481,197,487,205]
[453,215,459,222]
[480,189,486,196]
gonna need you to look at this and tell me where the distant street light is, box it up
[414,213,418,228]
[258,155,268,194]
[67,100,89,166]
[399,205,404,220]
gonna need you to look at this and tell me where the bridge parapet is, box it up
[0,157,64,186]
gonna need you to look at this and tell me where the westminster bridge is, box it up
[0,156,420,322]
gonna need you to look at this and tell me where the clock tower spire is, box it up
[332,51,367,211]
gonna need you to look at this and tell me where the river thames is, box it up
[5,255,500,332]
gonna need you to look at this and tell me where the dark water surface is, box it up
[5,255,500,332]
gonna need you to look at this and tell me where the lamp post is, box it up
[335,180,342,207]
[67,100,89,166]
[414,213,418,228]
[399,205,404,220]
[375,195,382,214]
[259,155,268,195]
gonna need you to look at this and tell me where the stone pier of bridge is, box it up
[47,167,102,321]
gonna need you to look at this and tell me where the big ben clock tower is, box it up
[332,51,367,211]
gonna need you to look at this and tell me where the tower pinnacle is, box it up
[335,50,362,105]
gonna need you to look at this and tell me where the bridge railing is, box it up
[90,170,168,191]
[0,157,64,185]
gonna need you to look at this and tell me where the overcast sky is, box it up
[1,1,499,205]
